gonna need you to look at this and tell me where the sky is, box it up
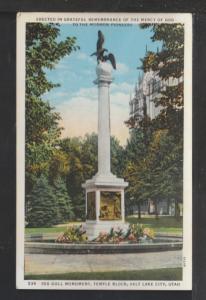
[43,24,162,146]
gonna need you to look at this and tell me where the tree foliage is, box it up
[58,134,124,220]
[25,23,183,226]
[27,175,74,227]
[26,23,79,97]
[124,127,183,217]
[124,128,152,215]
[25,23,79,225]
[124,24,184,217]
[27,175,58,227]
[53,176,74,223]
[140,24,184,134]
[25,23,79,195]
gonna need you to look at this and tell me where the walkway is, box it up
[25,250,182,275]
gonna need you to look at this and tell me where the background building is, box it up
[129,69,182,125]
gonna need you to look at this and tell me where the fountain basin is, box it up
[25,235,182,254]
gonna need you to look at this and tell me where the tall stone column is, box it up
[82,61,128,240]
[96,62,112,177]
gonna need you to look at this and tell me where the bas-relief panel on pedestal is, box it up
[99,191,121,220]
[87,192,96,220]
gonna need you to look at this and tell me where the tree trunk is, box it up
[155,201,159,219]
[175,199,180,219]
[167,199,170,215]
[148,199,151,215]
[138,202,141,219]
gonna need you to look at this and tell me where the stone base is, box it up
[82,172,129,241]
[82,172,128,189]
[85,221,129,241]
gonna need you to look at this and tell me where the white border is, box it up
[16,12,192,290]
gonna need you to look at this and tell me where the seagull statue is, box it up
[91,30,116,70]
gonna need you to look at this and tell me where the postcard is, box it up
[16,12,192,290]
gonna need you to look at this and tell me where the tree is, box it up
[139,24,184,136]
[27,175,58,227]
[53,176,74,223]
[25,23,79,195]
[125,128,152,163]
[140,129,183,218]
[49,149,70,184]
[111,136,126,177]
[58,134,126,220]
[124,126,183,219]
[26,23,79,98]
[124,128,152,218]
[81,133,98,180]
[60,137,85,220]
[124,24,184,218]
[156,133,183,218]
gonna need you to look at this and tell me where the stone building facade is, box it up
[129,69,182,124]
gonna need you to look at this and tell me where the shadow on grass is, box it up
[25,267,182,281]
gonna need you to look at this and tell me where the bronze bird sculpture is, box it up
[97,30,105,52]
[103,53,116,70]
[91,30,116,70]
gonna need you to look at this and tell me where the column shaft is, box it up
[98,81,111,176]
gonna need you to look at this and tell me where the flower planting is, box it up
[56,223,155,244]
[56,224,88,243]
[94,224,155,243]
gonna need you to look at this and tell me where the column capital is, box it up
[94,61,113,85]
[93,77,113,86]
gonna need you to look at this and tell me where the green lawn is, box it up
[25,216,182,236]
[25,267,182,281]
[126,216,183,235]
[25,222,82,235]
[25,226,68,234]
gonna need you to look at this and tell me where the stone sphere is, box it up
[96,61,112,78]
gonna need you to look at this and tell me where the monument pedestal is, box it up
[82,61,128,240]
[82,174,128,240]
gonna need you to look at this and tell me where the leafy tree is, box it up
[125,128,152,164]
[127,24,184,136]
[124,127,183,219]
[81,133,98,180]
[27,175,58,227]
[53,176,74,223]
[60,137,85,220]
[124,128,151,218]
[25,23,79,195]
[58,134,126,220]
[60,137,83,194]
[26,23,79,97]
[111,136,125,177]
[142,130,182,218]
[49,149,70,184]
[156,133,183,218]
[139,24,184,136]
[124,24,184,218]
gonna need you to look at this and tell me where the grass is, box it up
[25,222,82,234]
[25,216,182,235]
[25,226,68,234]
[126,216,183,235]
[25,267,182,281]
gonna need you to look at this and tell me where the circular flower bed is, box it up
[56,224,155,244]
